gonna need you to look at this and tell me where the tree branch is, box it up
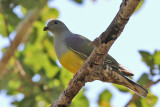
[15,59,35,85]
[0,0,48,78]
[51,0,141,107]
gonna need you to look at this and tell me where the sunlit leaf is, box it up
[139,50,154,68]
[131,92,158,107]
[154,50,160,65]
[43,39,57,60]
[98,89,112,107]
[135,0,145,12]
[113,84,129,92]
[8,79,21,90]
[71,89,89,107]
[24,52,59,78]
[142,92,158,107]
[60,68,73,87]
[134,97,142,107]
[41,6,59,21]
[0,14,7,36]
[21,6,27,15]
[137,73,151,86]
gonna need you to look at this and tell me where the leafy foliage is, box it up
[139,50,160,75]
[71,89,89,107]
[113,84,129,93]
[130,92,158,107]
[139,51,154,68]
[0,0,88,106]
[98,89,112,107]
[72,0,83,4]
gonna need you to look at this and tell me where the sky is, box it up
[0,0,160,107]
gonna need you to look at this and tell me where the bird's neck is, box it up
[54,29,72,38]
[53,30,71,59]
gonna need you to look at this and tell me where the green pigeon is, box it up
[43,20,148,97]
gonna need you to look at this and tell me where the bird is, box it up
[43,20,148,97]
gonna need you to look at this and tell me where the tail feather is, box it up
[109,68,148,97]
[125,77,148,97]
[118,64,134,76]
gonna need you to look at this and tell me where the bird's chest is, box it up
[59,50,85,74]
[54,37,85,73]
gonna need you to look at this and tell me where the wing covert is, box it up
[65,34,94,59]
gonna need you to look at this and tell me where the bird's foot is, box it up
[68,79,73,86]
[68,71,79,86]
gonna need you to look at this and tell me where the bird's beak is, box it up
[43,26,50,31]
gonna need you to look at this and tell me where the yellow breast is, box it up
[59,50,85,74]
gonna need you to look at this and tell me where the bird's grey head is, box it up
[43,20,69,34]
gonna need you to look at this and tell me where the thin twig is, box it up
[15,59,34,84]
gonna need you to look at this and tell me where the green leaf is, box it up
[71,89,89,107]
[43,39,57,60]
[17,0,43,9]
[131,92,158,107]
[137,73,151,86]
[15,95,36,107]
[142,92,158,107]
[1,1,20,28]
[8,79,21,90]
[113,84,129,92]
[139,50,154,68]
[135,0,145,12]
[24,52,59,78]
[133,97,142,107]
[0,14,7,36]
[98,89,112,107]
[60,68,73,87]
[154,50,160,65]
[41,6,59,21]
[21,6,27,15]
[72,0,83,4]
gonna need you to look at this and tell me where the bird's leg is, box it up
[73,70,79,77]
[68,79,72,86]
[68,71,79,86]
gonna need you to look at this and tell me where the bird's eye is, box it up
[54,21,58,24]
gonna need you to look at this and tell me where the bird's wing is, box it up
[65,34,94,59]
[65,34,133,76]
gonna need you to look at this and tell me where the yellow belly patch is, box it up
[59,50,85,74]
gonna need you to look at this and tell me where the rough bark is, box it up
[51,0,141,107]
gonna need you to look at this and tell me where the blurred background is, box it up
[0,0,160,107]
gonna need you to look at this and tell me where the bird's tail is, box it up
[124,77,148,97]
[110,67,148,97]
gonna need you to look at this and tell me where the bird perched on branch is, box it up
[43,20,148,97]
